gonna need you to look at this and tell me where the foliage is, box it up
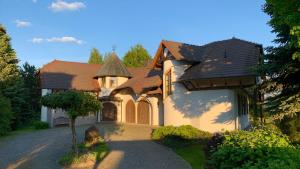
[152,125,211,140]
[222,126,292,148]
[0,24,28,129]
[41,91,102,120]
[152,125,211,148]
[0,25,19,84]
[20,62,40,122]
[88,48,103,64]
[276,114,300,144]
[33,121,49,130]
[123,44,151,67]
[210,127,300,169]
[259,0,300,119]
[0,95,13,136]
[59,138,108,166]
[41,90,102,154]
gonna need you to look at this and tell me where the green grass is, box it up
[174,144,206,169]
[59,139,109,166]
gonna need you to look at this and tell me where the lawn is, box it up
[174,144,206,169]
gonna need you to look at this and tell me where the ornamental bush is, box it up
[210,126,300,169]
[152,125,211,140]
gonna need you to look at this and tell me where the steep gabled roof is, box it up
[152,38,262,81]
[95,53,132,78]
[179,38,262,81]
[162,40,203,62]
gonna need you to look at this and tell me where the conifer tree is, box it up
[88,48,103,64]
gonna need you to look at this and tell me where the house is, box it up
[40,38,262,132]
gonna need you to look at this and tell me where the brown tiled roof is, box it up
[179,38,262,81]
[112,69,162,95]
[40,60,101,91]
[95,53,132,78]
[40,60,162,94]
[162,40,203,62]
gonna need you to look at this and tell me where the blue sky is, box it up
[0,0,275,68]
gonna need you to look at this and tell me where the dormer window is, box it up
[163,48,169,58]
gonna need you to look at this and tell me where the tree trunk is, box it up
[70,118,78,155]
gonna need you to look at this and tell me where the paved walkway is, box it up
[0,123,191,169]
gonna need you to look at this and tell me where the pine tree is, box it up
[123,44,151,67]
[260,1,300,119]
[88,48,103,64]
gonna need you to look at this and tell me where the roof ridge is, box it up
[47,59,102,66]
[162,40,202,48]
[163,37,262,48]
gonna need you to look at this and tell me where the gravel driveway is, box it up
[0,123,191,169]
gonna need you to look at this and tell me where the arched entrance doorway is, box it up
[102,102,117,121]
[126,100,135,123]
[137,100,150,124]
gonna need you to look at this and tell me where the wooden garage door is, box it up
[137,100,150,124]
[102,102,117,121]
[126,100,135,123]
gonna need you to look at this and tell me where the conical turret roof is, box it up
[95,53,132,78]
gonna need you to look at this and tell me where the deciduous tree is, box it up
[123,44,151,67]
[41,91,102,155]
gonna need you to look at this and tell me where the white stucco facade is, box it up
[162,59,249,132]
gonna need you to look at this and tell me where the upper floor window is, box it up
[101,78,106,88]
[110,77,117,88]
[237,94,248,116]
[165,69,172,97]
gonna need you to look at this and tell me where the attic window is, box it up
[110,77,117,88]
[163,48,169,58]
[165,69,172,96]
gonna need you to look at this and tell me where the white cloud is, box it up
[15,20,31,27]
[31,38,44,43]
[49,0,86,12]
[47,36,83,44]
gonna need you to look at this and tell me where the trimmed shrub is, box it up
[210,126,300,169]
[33,121,49,129]
[152,125,212,147]
[152,125,211,140]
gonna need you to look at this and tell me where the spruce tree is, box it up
[260,1,300,119]
[88,48,103,64]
